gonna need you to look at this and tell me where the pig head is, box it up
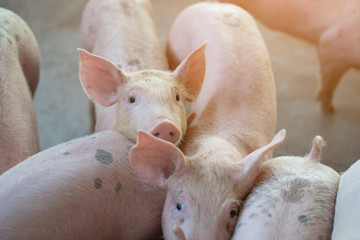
[130,129,286,240]
[78,43,206,145]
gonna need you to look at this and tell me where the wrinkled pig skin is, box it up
[232,136,340,240]
[219,0,360,112]
[0,131,166,240]
[0,7,40,174]
[80,0,205,145]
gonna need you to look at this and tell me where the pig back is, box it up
[169,2,276,155]
[0,131,165,240]
[0,7,40,173]
[232,156,340,239]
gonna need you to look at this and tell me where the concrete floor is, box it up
[1,0,359,172]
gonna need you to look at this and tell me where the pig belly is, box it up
[233,175,335,240]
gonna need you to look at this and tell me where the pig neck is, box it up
[90,1,168,71]
[184,82,275,159]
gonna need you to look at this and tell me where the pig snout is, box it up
[150,119,181,144]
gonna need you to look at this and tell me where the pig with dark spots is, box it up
[130,2,277,239]
[0,7,40,173]
[219,0,360,113]
[232,136,340,240]
[80,0,205,145]
[0,131,166,240]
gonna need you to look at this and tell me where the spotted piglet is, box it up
[0,131,167,240]
[232,136,340,240]
[80,0,205,145]
[0,7,40,173]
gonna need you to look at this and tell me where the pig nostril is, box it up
[169,132,175,137]
[154,133,160,137]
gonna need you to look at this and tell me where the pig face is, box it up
[130,129,286,240]
[78,43,206,145]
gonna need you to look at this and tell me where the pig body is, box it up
[219,0,360,112]
[0,131,166,240]
[232,136,340,240]
[331,160,360,240]
[131,2,278,240]
[0,8,40,173]
[80,0,205,144]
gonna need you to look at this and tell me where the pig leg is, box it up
[0,8,40,173]
[316,16,360,113]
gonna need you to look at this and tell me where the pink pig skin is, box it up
[0,8,40,173]
[232,136,340,240]
[131,2,279,240]
[0,131,165,240]
[79,0,206,145]
[80,0,168,132]
[219,0,360,113]
[167,2,277,157]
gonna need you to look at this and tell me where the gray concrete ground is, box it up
[1,0,359,172]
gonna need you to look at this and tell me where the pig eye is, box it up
[229,209,238,218]
[128,96,136,103]
[176,202,183,211]
[176,94,180,102]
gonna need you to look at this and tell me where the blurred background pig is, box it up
[79,0,205,145]
[219,0,360,113]
[232,136,340,240]
[0,7,40,173]
[130,2,280,239]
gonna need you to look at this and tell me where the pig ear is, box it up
[239,129,286,178]
[174,42,207,102]
[78,48,127,107]
[308,136,323,162]
[130,130,186,188]
[187,112,197,126]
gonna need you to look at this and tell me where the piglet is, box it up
[131,129,285,240]
[80,0,205,144]
[135,2,277,239]
[219,0,360,112]
[0,131,166,240]
[0,7,40,173]
[232,136,340,240]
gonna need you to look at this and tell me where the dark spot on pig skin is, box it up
[267,213,272,218]
[116,183,122,192]
[63,152,70,156]
[95,149,113,164]
[94,178,103,189]
[281,178,310,203]
[15,34,20,42]
[298,215,308,223]
[127,59,140,66]
[0,23,10,34]
[249,213,258,219]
